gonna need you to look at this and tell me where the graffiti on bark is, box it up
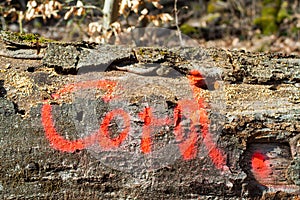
[41,70,227,172]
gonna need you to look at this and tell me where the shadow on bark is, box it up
[0,80,6,97]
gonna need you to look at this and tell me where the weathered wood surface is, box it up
[0,34,299,199]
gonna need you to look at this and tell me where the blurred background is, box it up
[1,0,300,55]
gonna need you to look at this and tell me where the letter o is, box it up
[98,109,131,150]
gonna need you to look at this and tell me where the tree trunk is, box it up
[103,0,121,29]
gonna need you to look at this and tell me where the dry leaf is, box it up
[88,22,102,34]
[131,0,140,13]
[159,13,173,22]
[75,0,85,16]
[138,14,145,22]
[119,0,129,16]
[152,18,159,26]
[64,7,74,20]
[152,1,163,9]
[141,8,148,15]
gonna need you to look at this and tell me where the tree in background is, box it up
[0,0,173,42]
[0,0,299,42]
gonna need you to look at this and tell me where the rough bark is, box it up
[0,35,299,199]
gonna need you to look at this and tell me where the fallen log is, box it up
[0,32,299,199]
